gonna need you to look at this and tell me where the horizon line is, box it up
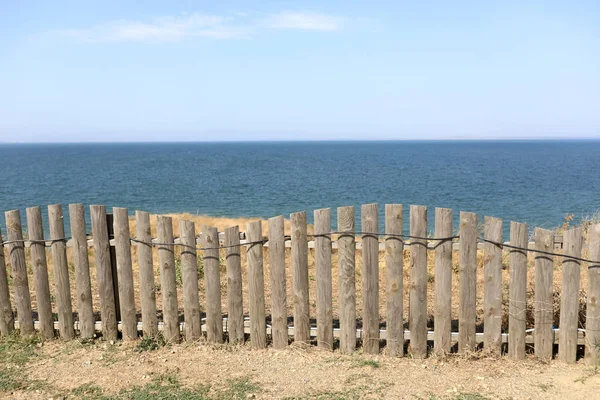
[1,137,600,145]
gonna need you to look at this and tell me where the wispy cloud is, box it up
[61,13,249,43]
[54,11,348,43]
[265,11,344,31]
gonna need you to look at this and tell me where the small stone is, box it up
[83,360,92,367]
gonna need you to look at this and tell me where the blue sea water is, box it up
[0,140,598,237]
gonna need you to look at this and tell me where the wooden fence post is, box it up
[315,208,333,350]
[385,204,404,356]
[559,227,582,363]
[434,207,452,354]
[113,207,137,340]
[246,221,266,348]
[508,221,528,360]
[90,205,118,341]
[362,204,380,354]
[586,223,600,364]
[180,220,201,341]
[69,204,95,339]
[337,206,356,353]
[291,211,310,344]
[224,225,244,343]
[0,225,15,336]
[268,216,288,349]
[201,226,223,343]
[157,215,180,343]
[48,204,75,339]
[26,206,54,339]
[483,216,503,353]
[135,210,158,338]
[5,210,34,335]
[409,205,427,358]
[459,211,477,352]
[534,228,554,360]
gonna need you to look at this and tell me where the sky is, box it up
[0,0,599,142]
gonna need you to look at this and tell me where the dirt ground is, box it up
[2,335,600,400]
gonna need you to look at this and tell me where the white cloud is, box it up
[62,13,249,43]
[55,11,347,43]
[265,11,343,31]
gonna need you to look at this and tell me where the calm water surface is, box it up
[0,141,598,236]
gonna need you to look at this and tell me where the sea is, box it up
[0,140,598,237]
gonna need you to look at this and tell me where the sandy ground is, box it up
[4,339,600,400]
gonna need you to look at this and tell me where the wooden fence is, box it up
[1,203,599,364]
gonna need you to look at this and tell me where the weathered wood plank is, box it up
[5,210,34,335]
[201,226,223,343]
[483,216,503,353]
[135,210,158,338]
[180,220,201,341]
[586,223,600,364]
[246,221,266,348]
[268,216,287,349]
[337,206,356,353]
[69,204,95,339]
[434,207,452,354]
[26,206,54,339]
[385,204,404,356]
[291,211,310,344]
[315,208,333,350]
[156,215,180,343]
[508,221,528,360]
[48,204,75,340]
[0,225,15,336]
[224,225,244,343]
[534,228,554,360]
[559,227,582,363]
[113,207,137,340]
[459,211,477,352]
[362,203,380,354]
[409,205,427,358]
[90,205,118,341]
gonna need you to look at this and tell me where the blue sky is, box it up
[1,0,599,142]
